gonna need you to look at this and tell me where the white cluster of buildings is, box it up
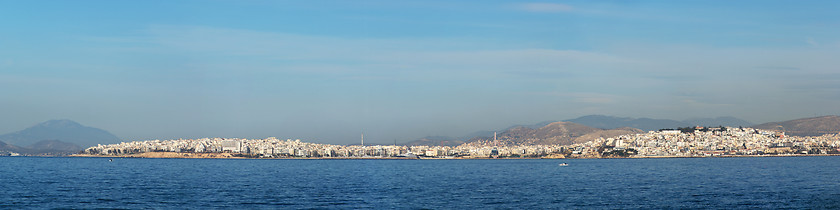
[83,137,566,158]
[84,127,840,158]
[86,137,402,158]
[570,127,840,157]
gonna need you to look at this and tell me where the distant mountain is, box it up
[0,120,122,152]
[565,115,753,131]
[753,115,840,137]
[404,121,557,146]
[0,140,21,154]
[410,115,752,146]
[460,121,555,140]
[468,121,642,146]
[566,115,684,131]
[0,140,40,155]
[403,136,465,147]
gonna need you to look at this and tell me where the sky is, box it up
[1,0,839,144]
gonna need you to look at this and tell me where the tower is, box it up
[494,132,497,147]
[361,132,364,146]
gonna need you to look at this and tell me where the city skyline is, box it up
[2,1,839,144]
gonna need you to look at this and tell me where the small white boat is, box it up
[558,163,568,166]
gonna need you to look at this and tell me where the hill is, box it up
[753,115,840,137]
[566,115,681,131]
[28,140,84,154]
[566,115,753,131]
[460,121,555,140]
[0,140,42,155]
[0,140,22,155]
[406,121,556,146]
[0,119,122,153]
[467,121,642,146]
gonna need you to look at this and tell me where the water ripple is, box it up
[1,157,839,208]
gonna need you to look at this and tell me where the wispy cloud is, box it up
[98,25,644,83]
[517,3,573,13]
[79,25,840,125]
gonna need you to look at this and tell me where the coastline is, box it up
[68,152,840,160]
[70,152,422,159]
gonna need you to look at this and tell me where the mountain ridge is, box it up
[753,115,840,137]
[403,115,754,146]
[465,121,642,146]
[0,119,121,155]
[565,115,754,131]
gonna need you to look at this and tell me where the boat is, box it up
[396,152,419,159]
[558,163,568,166]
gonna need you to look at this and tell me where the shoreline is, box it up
[67,152,840,160]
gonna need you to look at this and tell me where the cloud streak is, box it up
[8,19,840,142]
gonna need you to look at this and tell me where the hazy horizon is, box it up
[2,1,839,144]
[3,114,834,145]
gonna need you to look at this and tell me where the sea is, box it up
[1,156,839,209]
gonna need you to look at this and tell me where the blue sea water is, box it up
[1,156,839,209]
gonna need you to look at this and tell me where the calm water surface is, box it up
[1,156,839,209]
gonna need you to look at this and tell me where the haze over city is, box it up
[2,1,839,144]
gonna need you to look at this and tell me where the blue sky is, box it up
[1,1,839,144]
